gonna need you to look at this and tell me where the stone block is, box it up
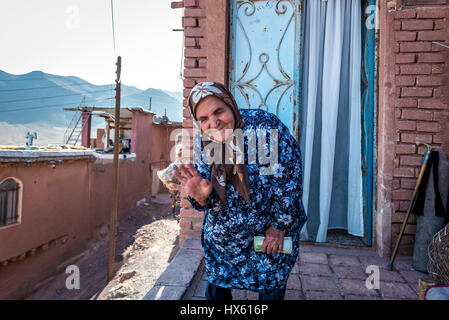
[344,295,381,300]
[286,274,302,290]
[156,248,203,287]
[182,237,203,250]
[232,289,247,300]
[391,257,414,271]
[333,266,367,280]
[193,280,207,297]
[301,276,338,292]
[291,259,300,274]
[284,289,304,300]
[329,255,360,267]
[379,269,407,283]
[359,256,390,269]
[300,263,333,277]
[339,279,380,297]
[380,282,418,300]
[143,285,187,300]
[246,290,258,300]
[299,252,328,264]
[399,269,426,285]
[304,291,343,300]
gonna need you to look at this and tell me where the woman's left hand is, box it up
[262,224,285,254]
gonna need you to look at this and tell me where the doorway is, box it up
[228,0,376,246]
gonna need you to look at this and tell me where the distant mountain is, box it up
[162,90,183,103]
[0,70,183,126]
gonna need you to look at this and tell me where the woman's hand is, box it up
[171,163,213,206]
[262,224,285,254]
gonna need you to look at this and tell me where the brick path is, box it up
[183,243,425,300]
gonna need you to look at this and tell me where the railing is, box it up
[64,110,83,145]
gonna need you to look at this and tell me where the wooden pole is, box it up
[108,56,121,281]
[106,121,110,149]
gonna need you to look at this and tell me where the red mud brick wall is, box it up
[173,0,229,246]
[391,0,449,255]
[172,0,208,246]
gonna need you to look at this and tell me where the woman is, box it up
[171,81,307,300]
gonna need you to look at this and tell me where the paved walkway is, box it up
[183,243,425,300]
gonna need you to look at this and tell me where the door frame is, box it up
[224,0,377,246]
[361,0,377,247]
[295,0,377,246]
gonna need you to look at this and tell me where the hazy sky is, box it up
[0,0,184,92]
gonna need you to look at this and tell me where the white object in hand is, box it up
[254,236,292,254]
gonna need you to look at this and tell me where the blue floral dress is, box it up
[188,108,307,294]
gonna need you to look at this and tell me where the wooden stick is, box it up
[108,56,121,281]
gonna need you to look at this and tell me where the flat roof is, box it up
[0,148,137,163]
[63,106,155,119]
[64,106,182,126]
[0,149,96,162]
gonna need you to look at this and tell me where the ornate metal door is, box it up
[229,0,301,138]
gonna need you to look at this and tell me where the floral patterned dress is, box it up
[188,108,307,294]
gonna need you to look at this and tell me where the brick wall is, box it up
[172,0,229,246]
[172,0,207,246]
[390,2,449,254]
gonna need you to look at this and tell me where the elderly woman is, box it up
[171,81,307,300]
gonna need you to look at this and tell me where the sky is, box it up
[0,0,184,92]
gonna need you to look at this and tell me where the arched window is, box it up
[0,179,20,227]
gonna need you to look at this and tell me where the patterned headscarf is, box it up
[188,81,251,207]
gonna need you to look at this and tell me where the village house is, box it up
[172,0,449,258]
[2,0,448,301]
[0,107,181,299]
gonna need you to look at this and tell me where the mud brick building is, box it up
[0,109,181,299]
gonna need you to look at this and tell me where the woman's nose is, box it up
[209,115,220,128]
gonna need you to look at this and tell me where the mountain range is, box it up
[0,70,183,126]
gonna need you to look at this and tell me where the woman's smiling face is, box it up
[195,95,235,142]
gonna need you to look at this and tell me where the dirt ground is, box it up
[26,193,180,300]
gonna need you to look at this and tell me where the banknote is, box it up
[254,236,292,254]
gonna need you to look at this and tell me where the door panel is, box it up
[229,0,301,137]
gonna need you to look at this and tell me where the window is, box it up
[0,179,20,227]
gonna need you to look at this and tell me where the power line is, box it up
[0,97,114,113]
[0,89,112,104]
[0,75,83,82]
[0,83,113,93]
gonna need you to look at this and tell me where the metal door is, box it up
[229,0,301,138]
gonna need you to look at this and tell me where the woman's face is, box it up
[195,95,235,142]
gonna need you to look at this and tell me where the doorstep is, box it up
[143,237,203,300]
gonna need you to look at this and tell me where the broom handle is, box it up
[388,148,432,270]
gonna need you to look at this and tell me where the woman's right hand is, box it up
[171,163,213,206]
